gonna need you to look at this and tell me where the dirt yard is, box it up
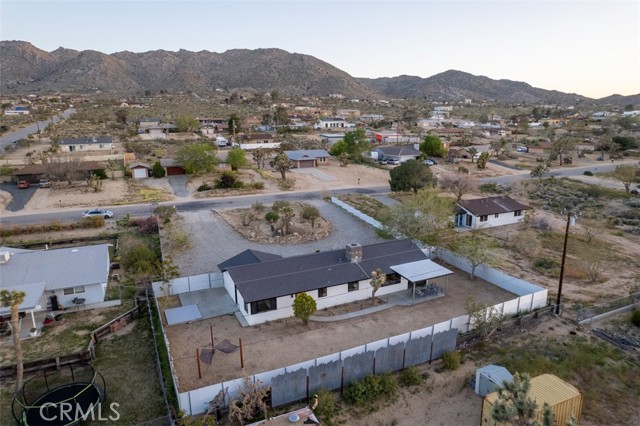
[163,266,516,393]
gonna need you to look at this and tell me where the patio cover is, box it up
[165,304,202,326]
[390,259,453,282]
[0,282,46,316]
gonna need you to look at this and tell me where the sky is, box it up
[1,0,639,99]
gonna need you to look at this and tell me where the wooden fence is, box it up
[0,299,144,381]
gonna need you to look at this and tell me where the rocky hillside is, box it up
[358,70,591,104]
[0,41,379,98]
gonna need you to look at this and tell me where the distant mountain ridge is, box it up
[1,41,637,104]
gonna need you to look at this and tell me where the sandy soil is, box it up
[163,266,516,392]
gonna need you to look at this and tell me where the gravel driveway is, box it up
[165,199,384,276]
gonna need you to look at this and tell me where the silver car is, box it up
[83,209,114,219]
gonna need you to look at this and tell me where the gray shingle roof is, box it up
[457,196,531,216]
[225,239,427,303]
[217,249,283,271]
[0,244,110,291]
[284,150,330,161]
[374,146,421,157]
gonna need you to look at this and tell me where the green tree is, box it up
[228,114,242,135]
[530,164,549,182]
[379,189,455,247]
[152,161,165,178]
[420,135,447,158]
[467,147,478,163]
[329,140,347,157]
[252,148,268,169]
[389,160,437,193]
[612,135,638,150]
[270,152,292,180]
[339,151,350,167]
[156,257,180,297]
[226,147,248,171]
[551,136,577,166]
[274,106,290,126]
[175,114,200,133]
[343,128,371,161]
[464,296,503,340]
[455,235,489,280]
[369,268,387,306]
[292,293,317,325]
[612,164,638,193]
[491,373,539,426]
[176,143,218,174]
[0,290,26,393]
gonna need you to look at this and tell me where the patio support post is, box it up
[30,310,36,329]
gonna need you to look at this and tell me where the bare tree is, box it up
[270,152,292,180]
[455,235,489,280]
[0,290,26,393]
[612,164,638,193]
[228,377,269,425]
[439,172,478,202]
[465,296,503,340]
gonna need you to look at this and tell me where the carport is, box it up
[391,259,453,304]
[0,281,47,332]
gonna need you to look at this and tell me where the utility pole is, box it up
[555,210,573,315]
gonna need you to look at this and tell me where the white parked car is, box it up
[83,209,114,219]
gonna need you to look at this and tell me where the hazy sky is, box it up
[2,0,639,99]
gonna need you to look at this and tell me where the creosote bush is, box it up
[313,389,339,425]
[343,373,398,406]
[632,310,640,327]
[399,366,423,387]
[441,350,461,370]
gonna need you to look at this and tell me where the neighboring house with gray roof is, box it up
[284,150,330,168]
[59,136,113,153]
[0,244,111,314]
[220,239,437,325]
[373,145,421,163]
[455,196,531,229]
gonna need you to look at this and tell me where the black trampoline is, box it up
[12,364,106,426]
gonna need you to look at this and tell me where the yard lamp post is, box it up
[556,210,576,315]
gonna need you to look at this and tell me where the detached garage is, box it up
[128,162,151,179]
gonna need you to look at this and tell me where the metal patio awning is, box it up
[390,259,453,282]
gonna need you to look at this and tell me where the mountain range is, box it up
[1,41,637,104]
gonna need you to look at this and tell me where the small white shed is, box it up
[475,365,513,396]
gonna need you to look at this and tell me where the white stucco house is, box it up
[314,118,356,129]
[217,240,452,326]
[235,133,280,150]
[455,196,531,229]
[0,244,110,328]
[59,136,113,153]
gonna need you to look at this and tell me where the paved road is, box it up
[479,162,631,186]
[0,108,76,151]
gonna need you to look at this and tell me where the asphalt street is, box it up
[0,108,76,152]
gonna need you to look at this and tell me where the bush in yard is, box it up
[632,310,640,327]
[265,211,279,222]
[215,171,243,189]
[197,183,213,192]
[292,293,316,325]
[441,350,461,370]
[343,373,398,406]
[399,366,423,387]
[252,181,265,190]
[313,389,340,425]
[133,216,159,234]
[152,161,165,178]
[583,170,593,176]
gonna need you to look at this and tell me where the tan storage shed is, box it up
[481,374,583,426]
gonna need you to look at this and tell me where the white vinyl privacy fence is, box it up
[159,255,547,415]
[152,272,224,296]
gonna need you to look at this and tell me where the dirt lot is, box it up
[163,266,516,392]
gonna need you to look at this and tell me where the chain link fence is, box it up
[576,292,640,323]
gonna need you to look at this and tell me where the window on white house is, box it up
[251,298,277,314]
[63,286,85,295]
[494,214,499,218]
[318,287,327,298]
[514,210,523,217]
[480,215,488,222]
[348,281,359,292]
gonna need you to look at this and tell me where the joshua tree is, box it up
[0,290,26,393]
[270,152,292,180]
[369,268,387,305]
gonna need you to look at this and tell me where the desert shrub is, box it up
[265,211,279,222]
[252,202,265,212]
[278,178,295,190]
[130,216,159,234]
[533,257,560,269]
[82,216,105,228]
[252,181,265,190]
[152,161,166,178]
[313,389,339,425]
[458,166,469,174]
[631,310,640,327]
[271,200,290,212]
[153,205,177,224]
[197,183,213,192]
[583,171,594,176]
[215,171,243,189]
[530,216,551,230]
[479,181,509,194]
[343,373,398,406]
[399,366,423,387]
[441,350,461,370]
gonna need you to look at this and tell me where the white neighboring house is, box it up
[314,118,356,129]
[0,244,110,322]
[455,196,531,229]
[59,136,113,152]
[622,110,640,117]
[217,240,451,326]
[373,145,421,163]
[235,133,280,150]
